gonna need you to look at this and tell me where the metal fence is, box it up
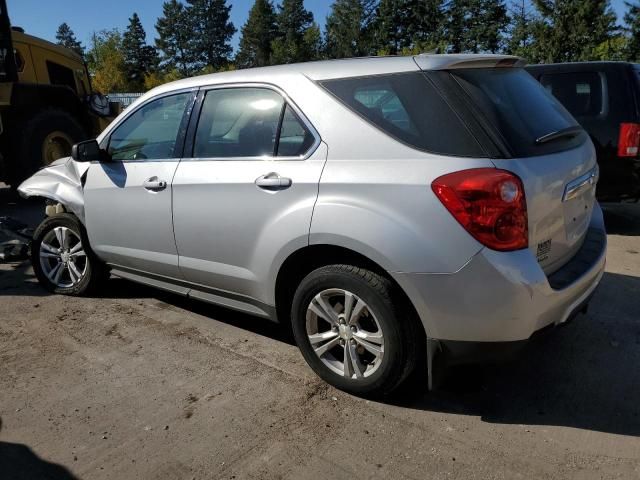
[106,92,144,108]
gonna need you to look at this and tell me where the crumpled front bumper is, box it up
[393,203,607,346]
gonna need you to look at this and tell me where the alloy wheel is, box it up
[305,288,384,379]
[39,226,88,288]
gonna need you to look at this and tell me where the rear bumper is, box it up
[394,203,607,347]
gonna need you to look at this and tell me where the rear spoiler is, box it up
[414,54,526,71]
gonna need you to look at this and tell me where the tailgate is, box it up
[497,141,598,274]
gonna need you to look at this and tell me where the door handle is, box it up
[255,173,292,190]
[143,177,167,191]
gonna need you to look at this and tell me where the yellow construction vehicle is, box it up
[0,1,118,186]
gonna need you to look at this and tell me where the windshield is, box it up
[451,68,586,157]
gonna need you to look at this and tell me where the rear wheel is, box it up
[31,214,107,295]
[291,265,418,397]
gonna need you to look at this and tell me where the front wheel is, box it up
[291,265,419,397]
[31,213,107,295]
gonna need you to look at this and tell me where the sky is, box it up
[6,0,633,53]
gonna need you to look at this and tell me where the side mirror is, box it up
[71,139,102,162]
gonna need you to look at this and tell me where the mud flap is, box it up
[426,337,443,391]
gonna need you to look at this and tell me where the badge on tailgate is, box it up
[536,239,552,263]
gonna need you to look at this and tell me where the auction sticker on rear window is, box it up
[537,239,552,263]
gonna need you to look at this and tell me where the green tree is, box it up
[532,0,618,62]
[505,0,543,60]
[404,0,445,50]
[186,0,236,70]
[122,13,159,90]
[271,0,320,64]
[624,1,640,61]
[325,0,377,59]
[375,0,404,53]
[593,35,628,60]
[236,0,278,68]
[86,29,127,93]
[55,22,84,57]
[445,0,508,53]
[155,0,193,76]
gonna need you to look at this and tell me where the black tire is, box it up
[9,108,87,186]
[31,213,108,296]
[291,265,419,397]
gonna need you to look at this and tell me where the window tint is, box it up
[276,105,315,157]
[452,68,584,157]
[109,93,190,161]
[540,72,605,118]
[321,72,484,157]
[195,88,284,158]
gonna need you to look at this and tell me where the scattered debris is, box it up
[0,216,32,262]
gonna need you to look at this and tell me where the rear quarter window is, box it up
[320,72,487,157]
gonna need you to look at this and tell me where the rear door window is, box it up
[194,88,283,158]
[321,72,486,157]
[451,68,586,157]
[193,87,316,159]
[539,72,605,118]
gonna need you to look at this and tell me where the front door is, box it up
[84,91,194,278]
[172,86,326,304]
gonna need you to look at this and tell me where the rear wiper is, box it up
[535,126,584,145]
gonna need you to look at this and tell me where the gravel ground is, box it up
[1,186,639,480]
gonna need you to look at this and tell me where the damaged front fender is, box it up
[17,157,90,224]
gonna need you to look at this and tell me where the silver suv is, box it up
[19,54,607,396]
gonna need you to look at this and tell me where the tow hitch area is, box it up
[0,216,33,261]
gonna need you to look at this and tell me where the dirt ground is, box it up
[1,186,639,480]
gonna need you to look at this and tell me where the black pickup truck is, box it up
[527,62,640,202]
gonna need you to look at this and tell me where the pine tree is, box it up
[376,0,404,53]
[325,0,377,59]
[624,1,640,61]
[445,0,508,53]
[271,0,319,64]
[122,13,158,90]
[55,22,84,57]
[532,0,617,62]
[236,0,278,68]
[505,1,546,62]
[403,0,444,50]
[155,0,193,76]
[186,0,236,70]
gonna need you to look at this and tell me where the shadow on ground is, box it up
[0,417,80,480]
[394,271,640,438]
[97,277,296,346]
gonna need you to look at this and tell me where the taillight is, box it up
[432,168,528,251]
[618,123,640,157]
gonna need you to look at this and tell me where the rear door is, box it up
[171,85,326,303]
[444,68,597,274]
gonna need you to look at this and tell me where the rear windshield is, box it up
[451,68,585,157]
[320,72,487,157]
